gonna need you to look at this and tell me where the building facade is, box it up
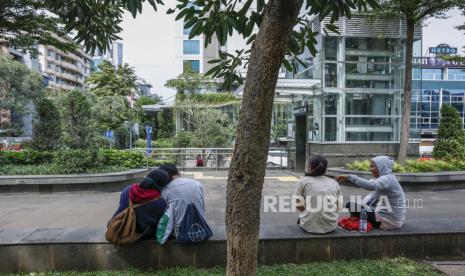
[286,15,422,169]
[411,50,465,137]
[135,80,154,97]
[176,16,220,75]
[92,42,124,72]
[38,37,92,90]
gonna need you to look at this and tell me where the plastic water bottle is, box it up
[359,209,368,233]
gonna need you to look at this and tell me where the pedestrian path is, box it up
[0,170,464,229]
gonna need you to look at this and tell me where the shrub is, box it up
[101,149,174,168]
[62,90,96,149]
[154,138,174,148]
[0,164,128,175]
[0,150,55,165]
[174,131,194,148]
[346,158,465,173]
[346,160,370,171]
[433,104,465,160]
[31,97,61,151]
[54,149,104,174]
[102,149,145,168]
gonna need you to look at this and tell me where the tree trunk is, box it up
[398,18,415,165]
[225,1,302,275]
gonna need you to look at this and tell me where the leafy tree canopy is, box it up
[0,0,162,55]
[175,92,238,106]
[0,54,44,136]
[165,72,219,95]
[433,104,465,160]
[86,61,138,97]
[31,97,62,151]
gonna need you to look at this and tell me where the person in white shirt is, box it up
[293,155,342,234]
[159,164,205,238]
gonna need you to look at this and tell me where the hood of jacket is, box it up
[372,155,394,176]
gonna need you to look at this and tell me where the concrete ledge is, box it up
[0,219,464,272]
[0,169,149,193]
[327,168,465,191]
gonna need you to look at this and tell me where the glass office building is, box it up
[411,56,465,136]
[286,14,421,169]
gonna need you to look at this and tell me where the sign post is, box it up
[146,126,153,156]
[104,130,114,149]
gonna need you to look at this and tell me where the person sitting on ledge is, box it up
[111,169,169,240]
[159,164,206,238]
[293,155,342,234]
[336,155,406,230]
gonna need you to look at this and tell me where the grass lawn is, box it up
[3,258,439,276]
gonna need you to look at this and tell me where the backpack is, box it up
[166,185,212,245]
[105,197,158,247]
[176,202,213,245]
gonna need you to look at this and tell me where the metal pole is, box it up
[129,123,133,149]
[216,149,219,171]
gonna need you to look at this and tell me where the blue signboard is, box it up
[104,130,114,139]
[146,126,153,155]
[429,44,457,55]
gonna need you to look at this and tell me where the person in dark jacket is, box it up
[112,169,169,240]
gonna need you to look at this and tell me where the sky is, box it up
[120,4,465,99]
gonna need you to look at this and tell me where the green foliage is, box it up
[191,109,235,148]
[92,96,130,131]
[433,105,465,160]
[61,90,96,149]
[0,148,173,175]
[176,93,238,106]
[346,158,465,173]
[134,96,159,139]
[0,150,55,165]
[1,0,163,55]
[271,119,288,143]
[101,149,174,168]
[157,109,175,138]
[165,72,218,95]
[0,0,75,57]
[154,138,175,148]
[0,54,45,136]
[87,61,138,97]
[54,149,104,174]
[174,131,194,148]
[0,164,128,175]
[135,138,175,148]
[31,97,61,151]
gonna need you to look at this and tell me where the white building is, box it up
[175,19,220,75]
[38,36,92,90]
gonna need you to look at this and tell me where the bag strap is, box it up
[166,185,192,205]
[129,196,160,209]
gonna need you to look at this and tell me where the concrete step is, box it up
[0,218,464,272]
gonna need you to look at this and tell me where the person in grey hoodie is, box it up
[336,156,406,230]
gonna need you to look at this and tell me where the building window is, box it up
[324,63,337,87]
[448,69,465,80]
[413,68,422,80]
[422,69,443,80]
[183,21,193,36]
[324,37,337,61]
[183,60,200,73]
[183,40,200,55]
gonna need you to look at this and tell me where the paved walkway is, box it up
[1,170,465,229]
